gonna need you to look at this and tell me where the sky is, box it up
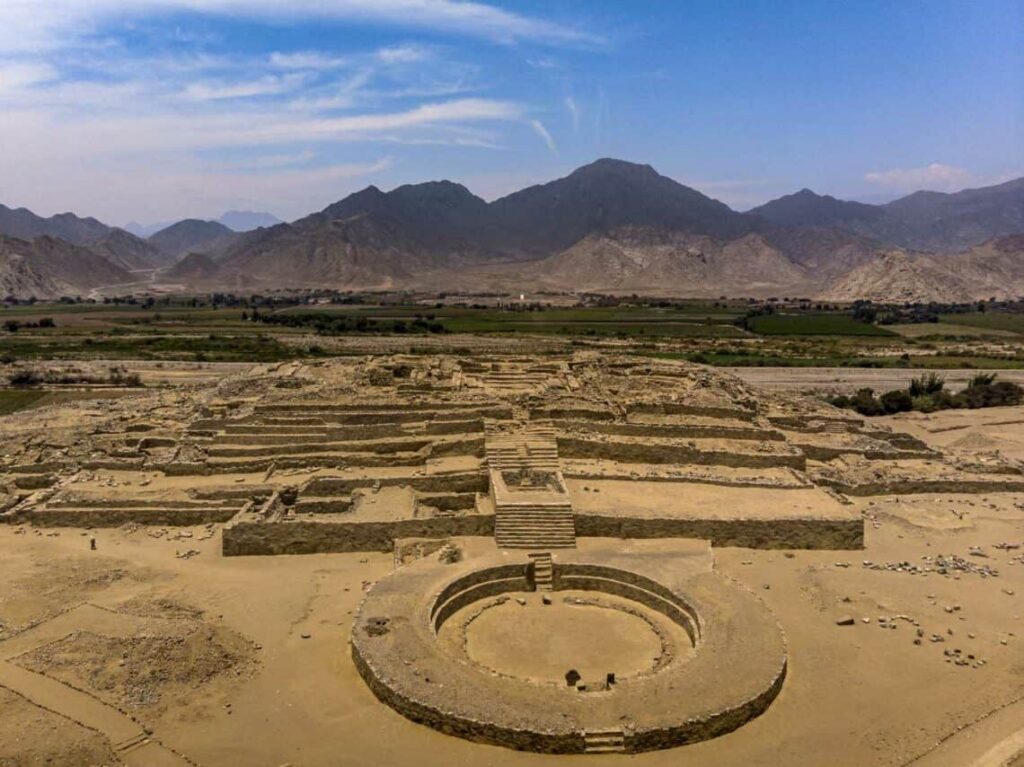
[0,0,1021,226]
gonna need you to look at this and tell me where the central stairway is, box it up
[583,729,626,754]
[487,423,576,549]
[530,552,553,590]
[494,505,576,549]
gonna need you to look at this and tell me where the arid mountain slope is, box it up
[750,189,884,231]
[0,235,134,298]
[489,159,756,254]
[752,178,1024,253]
[820,235,1024,303]
[213,213,455,288]
[520,228,811,296]
[0,204,112,245]
[819,251,973,304]
[86,228,166,270]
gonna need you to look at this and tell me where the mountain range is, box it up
[124,210,281,238]
[2,159,1023,301]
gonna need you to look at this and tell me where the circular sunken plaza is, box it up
[352,539,787,754]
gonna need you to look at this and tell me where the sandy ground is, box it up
[1,408,1023,766]
[726,367,1024,394]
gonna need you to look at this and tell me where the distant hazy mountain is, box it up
[148,219,237,259]
[217,210,281,231]
[123,220,171,238]
[752,178,1024,253]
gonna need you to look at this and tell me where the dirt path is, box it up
[0,603,194,767]
[0,661,191,765]
[724,367,1024,393]
[905,697,1024,767]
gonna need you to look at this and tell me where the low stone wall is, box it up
[557,437,806,470]
[22,505,240,527]
[303,472,487,496]
[559,421,785,442]
[574,514,863,550]
[351,643,584,754]
[627,662,787,752]
[819,477,1024,496]
[222,514,494,555]
[627,402,758,422]
[562,468,811,490]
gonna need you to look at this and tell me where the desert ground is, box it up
[0,355,1021,767]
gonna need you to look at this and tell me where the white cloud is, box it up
[864,163,973,192]
[0,0,587,222]
[181,74,308,101]
[209,149,317,170]
[377,45,431,65]
[269,52,348,71]
[529,119,557,154]
[564,95,580,133]
[0,0,601,54]
[0,62,59,93]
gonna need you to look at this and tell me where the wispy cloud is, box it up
[0,0,601,221]
[564,95,580,133]
[181,74,308,101]
[0,62,59,93]
[529,119,558,154]
[0,0,602,53]
[209,149,317,171]
[864,163,973,192]
[377,45,432,64]
[269,51,348,71]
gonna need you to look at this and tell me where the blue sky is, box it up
[0,0,1020,225]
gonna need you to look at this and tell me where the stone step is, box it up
[501,536,581,544]
[584,730,626,754]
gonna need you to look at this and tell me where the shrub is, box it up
[880,389,913,414]
[957,380,1023,409]
[851,388,884,416]
[9,369,41,387]
[909,373,945,397]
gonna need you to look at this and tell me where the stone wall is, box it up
[557,437,806,470]
[222,514,495,556]
[574,514,863,550]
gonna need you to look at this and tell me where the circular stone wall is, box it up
[351,553,786,754]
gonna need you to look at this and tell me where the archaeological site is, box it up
[0,352,1021,766]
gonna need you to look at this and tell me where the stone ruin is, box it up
[3,352,1024,753]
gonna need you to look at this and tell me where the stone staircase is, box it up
[485,423,560,472]
[583,729,626,754]
[530,552,553,590]
[494,504,576,549]
[477,367,552,394]
[487,422,576,549]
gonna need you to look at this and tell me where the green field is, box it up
[4,300,1024,369]
[937,312,1024,334]
[748,313,896,336]
[0,389,47,414]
